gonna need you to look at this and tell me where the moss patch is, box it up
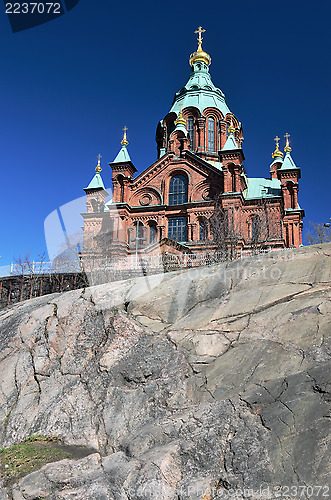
[0,435,91,486]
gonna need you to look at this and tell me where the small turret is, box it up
[84,155,109,213]
[278,134,301,210]
[109,128,137,203]
[168,107,189,156]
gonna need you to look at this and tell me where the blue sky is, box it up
[0,0,330,265]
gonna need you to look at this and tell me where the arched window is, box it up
[118,174,125,202]
[188,116,194,151]
[169,175,188,205]
[229,165,236,192]
[133,221,145,246]
[208,118,215,151]
[148,223,157,244]
[199,220,207,241]
[287,182,295,209]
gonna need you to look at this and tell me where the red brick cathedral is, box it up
[82,28,304,260]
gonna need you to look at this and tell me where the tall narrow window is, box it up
[169,175,188,205]
[287,183,295,209]
[134,221,143,243]
[208,118,215,151]
[168,217,187,242]
[188,116,194,151]
[251,216,260,242]
[149,224,157,244]
[199,220,207,241]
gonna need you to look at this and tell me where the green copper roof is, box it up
[170,61,231,117]
[269,157,283,168]
[222,132,239,151]
[85,172,105,190]
[244,177,281,200]
[207,159,223,171]
[113,145,131,163]
[280,152,299,170]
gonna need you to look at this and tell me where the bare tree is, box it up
[306,222,331,245]
[209,204,241,261]
[13,253,48,301]
[81,226,116,286]
[210,196,278,260]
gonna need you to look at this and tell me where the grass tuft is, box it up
[0,435,71,485]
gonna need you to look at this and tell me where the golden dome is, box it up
[175,108,187,126]
[284,133,292,153]
[189,26,211,67]
[228,114,236,134]
[272,136,284,159]
[121,126,129,146]
[95,154,102,172]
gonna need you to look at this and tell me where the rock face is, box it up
[0,244,330,499]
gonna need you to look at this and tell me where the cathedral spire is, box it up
[113,127,132,164]
[189,26,211,67]
[272,136,284,159]
[84,155,106,190]
[280,134,299,170]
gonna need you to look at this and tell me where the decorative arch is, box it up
[130,187,163,206]
[163,168,192,204]
[225,113,240,129]
[192,180,219,202]
[182,107,201,152]
[182,106,201,119]
[203,108,223,152]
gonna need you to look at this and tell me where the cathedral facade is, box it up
[82,28,304,261]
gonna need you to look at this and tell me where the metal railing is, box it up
[0,260,81,278]
[0,247,283,279]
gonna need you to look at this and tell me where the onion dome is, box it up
[228,114,236,134]
[175,108,186,127]
[189,26,211,67]
[272,136,284,159]
[284,132,292,153]
[95,154,102,173]
[121,126,129,147]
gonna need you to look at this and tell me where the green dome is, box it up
[169,60,231,117]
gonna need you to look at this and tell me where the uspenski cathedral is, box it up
[81,28,304,261]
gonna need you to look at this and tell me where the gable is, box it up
[128,151,223,206]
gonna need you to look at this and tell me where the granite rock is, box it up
[0,244,330,499]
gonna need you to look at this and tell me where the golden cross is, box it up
[97,154,102,165]
[194,26,206,44]
[123,126,128,133]
[284,132,290,143]
[274,136,280,148]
